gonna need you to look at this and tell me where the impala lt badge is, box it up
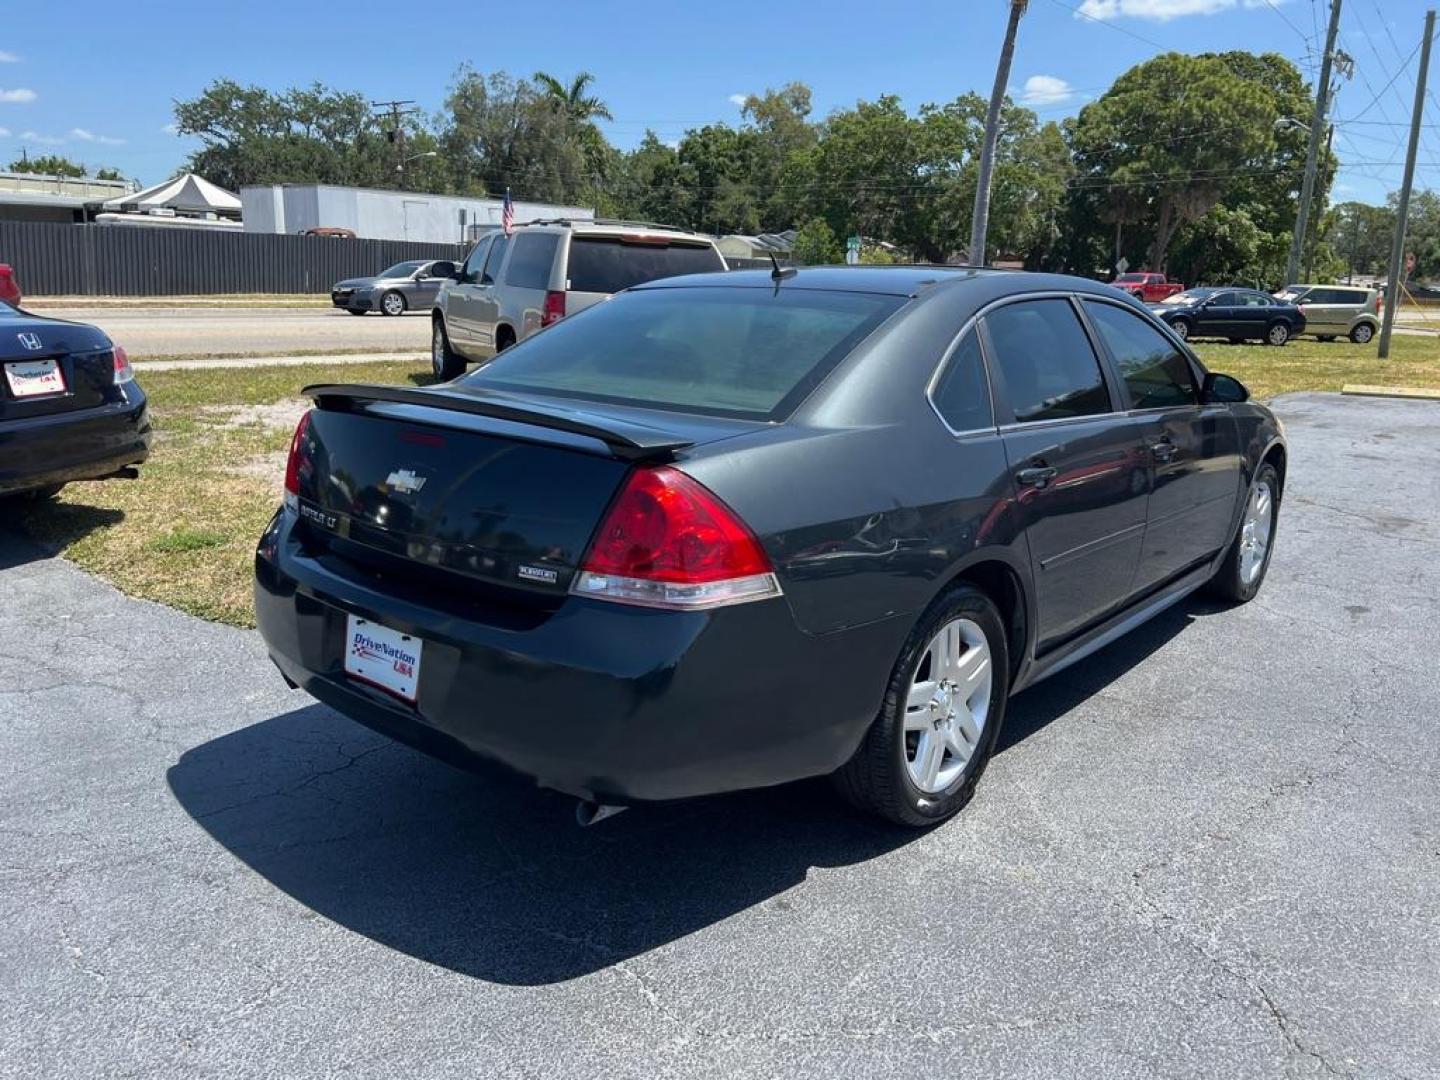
[385,468,427,495]
[17,332,42,351]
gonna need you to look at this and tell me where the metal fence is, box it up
[0,221,467,297]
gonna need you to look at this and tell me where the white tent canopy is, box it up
[101,172,241,216]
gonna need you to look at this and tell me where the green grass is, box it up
[13,332,1439,628]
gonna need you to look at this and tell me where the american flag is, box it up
[501,188,514,236]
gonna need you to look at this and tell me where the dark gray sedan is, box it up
[260,267,1284,827]
[330,259,458,316]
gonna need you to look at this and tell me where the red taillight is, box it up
[283,410,314,509]
[541,290,566,327]
[112,344,134,385]
[573,466,780,609]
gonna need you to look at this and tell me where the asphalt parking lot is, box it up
[1,391,1437,1079]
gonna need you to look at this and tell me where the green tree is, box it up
[94,167,126,181]
[173,79,404,190]
[741,83,818,227]
[8,154,87,177]
[1069,52,1282,272]
[791,217,843,264]
[1329,200,1396,279]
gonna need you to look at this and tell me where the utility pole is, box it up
[969,0,1027,266]
[1304,122,1336,282]
[1286,0,1343,286]
[371,99,417,179]
[1379,9,1436,359]
[1348,208,1359,284]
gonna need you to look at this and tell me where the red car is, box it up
[0,264,19,307]
[1113,272,1183,303]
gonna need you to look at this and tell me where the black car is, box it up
[255,267,1285,827]
[0,304,150,500]
[1147,286,1306,345]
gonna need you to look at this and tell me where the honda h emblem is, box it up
[17,332,42,351]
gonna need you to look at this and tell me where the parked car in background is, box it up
[259,266,1284,828]
[330,259,458,316]
[1,305,151,500]
[0,263,20,307]
[430,219,727,379]
[1114,272,1184,303]
[303,227,357,239]
[1276,283,1381,343]
[1150,287,1306,345]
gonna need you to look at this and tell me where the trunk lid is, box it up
[292,384,761,606]
[0,313,117,421]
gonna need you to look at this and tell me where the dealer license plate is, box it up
[343,615,422,702]
[5,358,66,398]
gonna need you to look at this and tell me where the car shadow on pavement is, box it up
[166,598,1209,987]
[0,502,125,569]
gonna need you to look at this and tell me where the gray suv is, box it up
[430,220,726,379]
[1276,283,1381,343]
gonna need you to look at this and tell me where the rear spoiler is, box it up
[302,383,694,462]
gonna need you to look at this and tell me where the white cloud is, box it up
[1076,0,1282,20]
[0,127,9,137]
[162,122,179,135]
[1019,75,1074,106]
[0,87,37,103]
[69,127,126,145]
[728,93,748,106]
[0,51,19,63]
[20,130,64,145]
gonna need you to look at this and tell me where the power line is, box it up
[1044,0,1168,51]
[1346,35,1422,122]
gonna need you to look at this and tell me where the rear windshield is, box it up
[378,260,425,278]
[461,286,903,420]
[566,237,724,294]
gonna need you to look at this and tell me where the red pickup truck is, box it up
[1113,272,1183,303]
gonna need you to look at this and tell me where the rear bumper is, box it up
[0,389,151,495]
[254,509,900,803]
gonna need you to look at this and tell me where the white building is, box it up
[241,184,593,244]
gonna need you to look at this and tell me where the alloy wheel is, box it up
[1268,323,1289,346]
[1239,479,1274,585]
[1172,320,1189,340]
[432,324,445,377]
[903,618,992,794]
[1352,323,1374,344]
[383,292,405,316]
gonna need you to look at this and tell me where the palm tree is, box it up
[533,71,613,124]
[969,0,1028,265]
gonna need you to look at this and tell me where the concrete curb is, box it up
[132,352,425,372]
[1341,384,1440,400]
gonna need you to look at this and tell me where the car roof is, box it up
[519,218,710,241]
[639,265,1007,297]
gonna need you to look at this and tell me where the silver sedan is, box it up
[330,259,458,316]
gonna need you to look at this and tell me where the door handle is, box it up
[1150,440,1176,463]
[1015,464,1059,488]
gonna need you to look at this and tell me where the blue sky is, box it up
[0,0,1431,205]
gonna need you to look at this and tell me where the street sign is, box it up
[1115,256,1130,275]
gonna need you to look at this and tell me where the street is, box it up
[36,305,433,359]
[1,391,1437,1079]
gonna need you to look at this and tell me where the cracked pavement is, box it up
[1,391,1437,1079]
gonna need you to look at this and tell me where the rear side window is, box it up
[566,238,724,294]
[930,329,993,433]
[1238,292,1271,307]
[506,233,560,289]
[463,286,902,420]
[1083,301,1197,410]
[984,299,1111,424]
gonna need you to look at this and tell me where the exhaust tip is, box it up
[575,800,627,828]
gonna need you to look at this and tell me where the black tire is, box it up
[1169,318,1192,341]
[495,326,516,353]
[1317,335,1336,343]
[1349,323,1375,344]
[380,290,407,317]
[1265,321,1291,346]
[833,583,1010,827]
[431,319,465,381]
[1207,462,1280,604]
[345,308,367,316]
[1,483,64,506]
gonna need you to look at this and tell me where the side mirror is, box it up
[1202,372,1249,404]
